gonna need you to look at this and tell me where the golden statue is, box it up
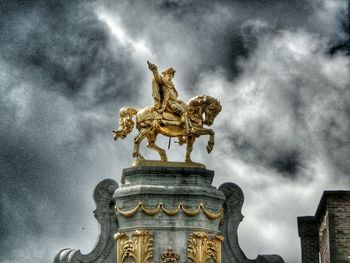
[113,61,222,163]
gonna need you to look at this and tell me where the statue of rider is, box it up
[147,61,191,133]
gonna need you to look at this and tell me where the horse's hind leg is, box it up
[147,134,168,162]
[133,128,150,160]
[185,136,195,163]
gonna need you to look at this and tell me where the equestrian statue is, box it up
[113,61,222,164]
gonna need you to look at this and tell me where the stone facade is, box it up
[298,191,350,263]
[54,166,285,263]
[319,192,350,263]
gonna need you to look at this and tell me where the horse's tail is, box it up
[113,107,138,140]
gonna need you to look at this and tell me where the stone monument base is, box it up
[54,166,285,263]
[132,159,206,168]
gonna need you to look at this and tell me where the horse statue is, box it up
[113,95,222,163]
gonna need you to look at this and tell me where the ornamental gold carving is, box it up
[113,61,222,164]
[115,202,224,221]
[161,247,180,263]
[187,232,224,263]
[114,230,153,263]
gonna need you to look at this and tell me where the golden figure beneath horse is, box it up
[113,62,222,163]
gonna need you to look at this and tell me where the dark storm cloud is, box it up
[0,0,142,197]
[215,42,349,180]
[194,21,349,259]
[329,2,350,55]
[0,0,143,106]
[227,129,303,178]
[0,0,144,261]
[101,0,316,86]
[1,0,350,263]
[194,0,350,182]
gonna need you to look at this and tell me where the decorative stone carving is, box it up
[54,168,286,263]
[219,183,285,263]
[161,248,180,263]
[54,179,119,263]
[114,166,225,261]
[115,201,224,220]
[187,231,224,263]
[114,230,153,263]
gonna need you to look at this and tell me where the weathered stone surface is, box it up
[121,166,215,186]
[54,179,119,263]
[323,193,350,263]
[297,216,319,263]
[298,191,350,263]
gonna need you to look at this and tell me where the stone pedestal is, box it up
[114,166,225,262]
[54,165,285,263]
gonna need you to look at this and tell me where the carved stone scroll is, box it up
[219,183,285,263]
[54,179,119,263]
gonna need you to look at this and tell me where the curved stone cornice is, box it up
[219,183,285,263]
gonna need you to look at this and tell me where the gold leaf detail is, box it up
[115,202,142,218]
[161,203,181,216]
[115,202,224,221]
[115,230,153,263]
[200,204,224,220]
[181,202,201,217]
[141,203,161,215]
[187,231,224,263]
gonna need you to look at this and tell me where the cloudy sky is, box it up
[1,0,349,262]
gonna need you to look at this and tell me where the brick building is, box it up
[297,191,350,263]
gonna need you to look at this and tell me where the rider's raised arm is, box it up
[152,70,163,84]
[147,61,163,84]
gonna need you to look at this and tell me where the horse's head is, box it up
[187,95,222,126]
[203,97,222,126]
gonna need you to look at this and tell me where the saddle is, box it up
[161,110,201,128]
[162,111,181,121]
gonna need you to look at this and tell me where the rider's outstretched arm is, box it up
[147,61,163,84]
[152,70,163,84]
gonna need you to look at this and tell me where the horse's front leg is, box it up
[191,127,215,153]
[206,129,215,153]
[185,136,195,163]
[133,139,144,160]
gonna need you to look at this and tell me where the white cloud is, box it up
[198,26,350,262]
[96,10,155,63]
